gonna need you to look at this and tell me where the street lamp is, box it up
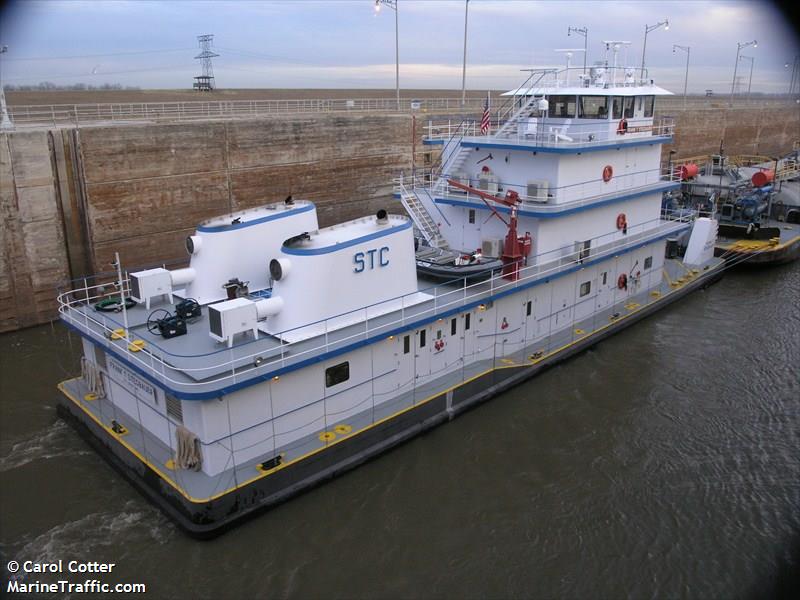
[672,44,690,108]
[374,0,400,111]
[785,56,799,95]
[730,40,757,106]
[0,45,13,131]
[567,26,588,74]
[461,0,469,107]
[739,55,754,100]
[641,19,669,80]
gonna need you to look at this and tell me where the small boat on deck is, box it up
[415,244,502,281]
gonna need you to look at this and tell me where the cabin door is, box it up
[624,148,639,189]
[595,268,613,312]
[413,325,431,381]
[461,309,477,363]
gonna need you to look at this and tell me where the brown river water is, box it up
[1,261,798,599]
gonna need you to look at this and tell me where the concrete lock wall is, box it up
[1,104,798,332]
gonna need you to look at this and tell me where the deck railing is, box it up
[57,209,693,393]
[6,97,485,128]
[424,116,675,147]
[396,166,680,208]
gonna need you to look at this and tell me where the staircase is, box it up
[493,70,553,138]
[397,181,449,249]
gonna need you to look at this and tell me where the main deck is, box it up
[59,256,723,504]
[58,215,690,400]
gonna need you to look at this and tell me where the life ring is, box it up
[500,317,509,330]
[617,119,628,135]
[617,274,628,290]
[434,339,446,352]
[616,213,627,230]
[602,165,613,182]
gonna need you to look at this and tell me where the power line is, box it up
[5,64,194,82]
[216,46,320,66]
[4,48,195,62]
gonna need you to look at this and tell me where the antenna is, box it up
[555,49,585,86]
[194,34,219,91]
[602,41,631,84]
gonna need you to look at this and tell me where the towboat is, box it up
[57,53,725,537]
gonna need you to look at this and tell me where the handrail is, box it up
[6,96,485,128]
[424,116,674,146]
[59,209,693,392]
[399,166,679,207]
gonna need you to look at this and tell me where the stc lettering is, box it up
[354,247,389,273]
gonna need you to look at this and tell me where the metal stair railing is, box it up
[395,176,449,249]
[493,70,554,137]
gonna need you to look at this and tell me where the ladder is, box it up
[397,180,449,249]
[494,70,553,137]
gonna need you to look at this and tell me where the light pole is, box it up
[460,0,470,107]
[374,0,400,110]
[785,56,799,95]
[730,40,756,106]
[567,26,588,74]
[0,45,13,131]
[739,55,754,100]
[672,44,690,108]
[641,19,669,80]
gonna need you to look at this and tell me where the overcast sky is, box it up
[1,0,798,93]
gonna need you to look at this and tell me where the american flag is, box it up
[480,95,490,134]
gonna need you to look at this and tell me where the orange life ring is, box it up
[616,213,627,230]
[617,119,628,135]
[602,165,613,182]
[617,274,628,290]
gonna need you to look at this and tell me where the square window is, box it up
[325,362,350,388]
[436,329,442,340]
[644,256,653,270]
[579,281,591,297]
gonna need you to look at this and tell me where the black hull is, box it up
[58,265,724,539]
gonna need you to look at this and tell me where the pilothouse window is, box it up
[578,96,609,119]
[612,97,623,120]
[643,95,655,118]
[624,97,635,118]
[547,95,576,118]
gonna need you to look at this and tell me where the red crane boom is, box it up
[446,179,532,281]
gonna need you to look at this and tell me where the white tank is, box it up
[181,201,318,304]
[266,213,416,336]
